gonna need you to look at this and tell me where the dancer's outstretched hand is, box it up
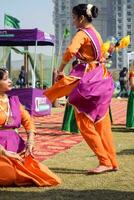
[25,132,35,157]
[4,150,24,162]
[25,140,35,157]
[56,71,64,81]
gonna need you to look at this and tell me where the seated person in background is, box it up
[16,65,26,88]
[0,68,61,187]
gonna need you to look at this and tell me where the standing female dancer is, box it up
[44,4,118,174]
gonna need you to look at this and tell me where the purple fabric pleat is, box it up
[4,96,21,129]
[69,63,87,78]
[69,27,101,79]
[69,66,114,122]
[0,96,26,153]
[83,28,101,61]
[0,130,25,153]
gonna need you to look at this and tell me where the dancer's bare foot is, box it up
[112,167,119,172]
[87,165,114,175]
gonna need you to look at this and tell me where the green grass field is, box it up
[0,127,134,200]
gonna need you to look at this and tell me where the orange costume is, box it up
[0,96,61,186]
[44,26,118,169]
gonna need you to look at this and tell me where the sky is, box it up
[0,0,54,58]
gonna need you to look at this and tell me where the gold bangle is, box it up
[2,149,6,156]
[0,149,3,155]
[57,70,64,75]
[27,130,36,134]
[0,145,6,156]
[0,149,6,156]
[27,140,35,146]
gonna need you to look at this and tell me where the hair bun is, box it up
[91,6,98,18]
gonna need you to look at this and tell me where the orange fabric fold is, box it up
[44,76,79,103]
[0,155,61,187]
[75,111,118,168]
[95,113,118,168]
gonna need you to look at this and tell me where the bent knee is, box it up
[0,156,16,186]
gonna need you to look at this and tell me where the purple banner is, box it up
[7,88,52,116]
[0,28,55,46]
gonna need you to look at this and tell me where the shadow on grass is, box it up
[37,132,71,136]
[117,149,134,155]
[36,126,61,130]
[0,189,134,200]
[35,122,62,125]
[20,131,71,136]
[49,167,86,174]
[112,126,133,132]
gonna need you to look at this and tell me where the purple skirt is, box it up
[0,130,25,153]
[69,65,114,122]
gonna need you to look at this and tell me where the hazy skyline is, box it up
[0,0,54,33]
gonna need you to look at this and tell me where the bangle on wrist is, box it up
[0,146,6,156]
[57,70,64,75]
[0,149,3,155]
[27,130,36,135]
[1,149,6,156]
[27,140,35,146]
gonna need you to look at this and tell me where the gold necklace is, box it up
[0,104,9,116]
[0,94,8,103]
[0,99,11,124]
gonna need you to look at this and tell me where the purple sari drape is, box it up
[68,28,114,122]
[0,96,25,153]
[69,28,101,79]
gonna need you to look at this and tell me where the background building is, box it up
[53,0,134,69]
[113,0,134,68]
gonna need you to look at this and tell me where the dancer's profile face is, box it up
[72,14,82,29]
[72,13,87,29]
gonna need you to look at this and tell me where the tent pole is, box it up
[41,54,44,89]
[50,46,54,86]
[24,46,28,88]
[32,40,37,88]
[6,51,11,76]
